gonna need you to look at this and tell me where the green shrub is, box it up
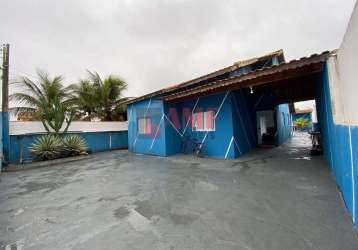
[29,134,63,161]
[62,135,88,156]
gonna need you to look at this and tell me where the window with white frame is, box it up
[138,117,152,135]
[192,110,215,131]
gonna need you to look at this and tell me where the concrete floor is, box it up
[0,133,357,250]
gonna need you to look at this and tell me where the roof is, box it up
[233,49,285,67]
[162,50,333,102]
[124,50,285,104]
[116,97,136,105]
[294,108,313,114]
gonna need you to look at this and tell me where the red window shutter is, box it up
[206,110,215,130]
[145,118,152,134]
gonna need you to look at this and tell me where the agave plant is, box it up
[62,135,88,156]
[29,134,63,161]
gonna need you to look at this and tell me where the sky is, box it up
[1,0,356,98]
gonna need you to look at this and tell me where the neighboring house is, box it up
[292,108,312,130]
[125,50,293,159]
[16,112,38,121]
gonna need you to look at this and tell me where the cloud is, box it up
[1,0,356,97]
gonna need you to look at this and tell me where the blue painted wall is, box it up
[164,91,258,159]
[276,104,293,145]
[127,99,167,156]
[0,113,2,170]
[128,92,245,159]
[179,92,236,159]
[231,90,257,157]
[9,131,128,164]
[2,112,10,163]
[164,102,183,156]
[1,112,10,170]
[127,55,291,160]
[351,126,358,231]
[316,63,358,230]
[128,89,291,159]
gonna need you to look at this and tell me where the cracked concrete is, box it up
[0,133,357,249]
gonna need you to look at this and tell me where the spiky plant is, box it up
[29,134,63,161]
[62,135,88,156]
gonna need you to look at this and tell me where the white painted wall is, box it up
[330,2,358,125]
[10,121,128,135]
[326,2,358,225]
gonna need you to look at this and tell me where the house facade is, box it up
[127,50,292,159]
[125,39,358,231]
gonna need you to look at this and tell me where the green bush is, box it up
[29,134,89,161]
[29,134,63,161]
[62,135,88,156]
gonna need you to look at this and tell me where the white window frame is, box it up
[192,110,215,132]
[138,117,152,135]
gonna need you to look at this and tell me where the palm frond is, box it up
[86,70,103,87]
[18,76,44,99]
[11,70,74,131]
[9,107,37,116]
[66,71,127,121]
[9,93,39,107]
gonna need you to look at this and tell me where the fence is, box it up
[8,121,128,164]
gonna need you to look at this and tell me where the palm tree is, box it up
[70,71,127,121]
[10,70,74,133]
[69,79,98,121]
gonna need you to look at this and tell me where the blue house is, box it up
[125,44,358,230]
[126,50,293,159]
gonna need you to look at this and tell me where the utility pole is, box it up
[1,44,10,168]
[2,44,9,113]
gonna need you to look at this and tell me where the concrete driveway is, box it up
[0,133,357,250]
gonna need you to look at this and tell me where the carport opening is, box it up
[237,67,326,157]
[293,100,318,132]
[292,100,322,154]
